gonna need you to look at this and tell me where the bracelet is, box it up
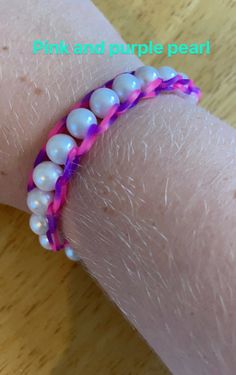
[26,65,201,261]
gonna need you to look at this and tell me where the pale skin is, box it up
[1,1,236,374]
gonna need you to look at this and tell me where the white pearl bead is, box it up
[33,161,63,191]
[66,108,97,139]
[27,188,53,215]
[89,88,120,119]
[65,245,81,262]
[158,66,177,81]
[112,73,141,102]
[46,134,76,165]
[29,214,48,235]
[134,66,160,88]
[39,234,52,250]
[179,72,188,79]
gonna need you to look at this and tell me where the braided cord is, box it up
[27,71,201,251]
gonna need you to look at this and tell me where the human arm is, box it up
[1,1,236,374]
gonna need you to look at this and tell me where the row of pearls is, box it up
[28,66,190,260]
[87,66,189,119]
[66,66,189,139]
[27,185,81,261]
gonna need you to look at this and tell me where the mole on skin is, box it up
[18,76,43,96]
[19,75,27,82]
[34,87,43,96]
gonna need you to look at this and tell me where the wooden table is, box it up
[0,0,235,373]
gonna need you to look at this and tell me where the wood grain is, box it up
[0,0,235,374]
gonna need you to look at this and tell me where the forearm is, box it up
[1,1,236,374]
[62,95,236,375]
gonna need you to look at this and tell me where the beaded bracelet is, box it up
[27,65,201,261]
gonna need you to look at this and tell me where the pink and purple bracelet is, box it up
[27,65,201,261]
